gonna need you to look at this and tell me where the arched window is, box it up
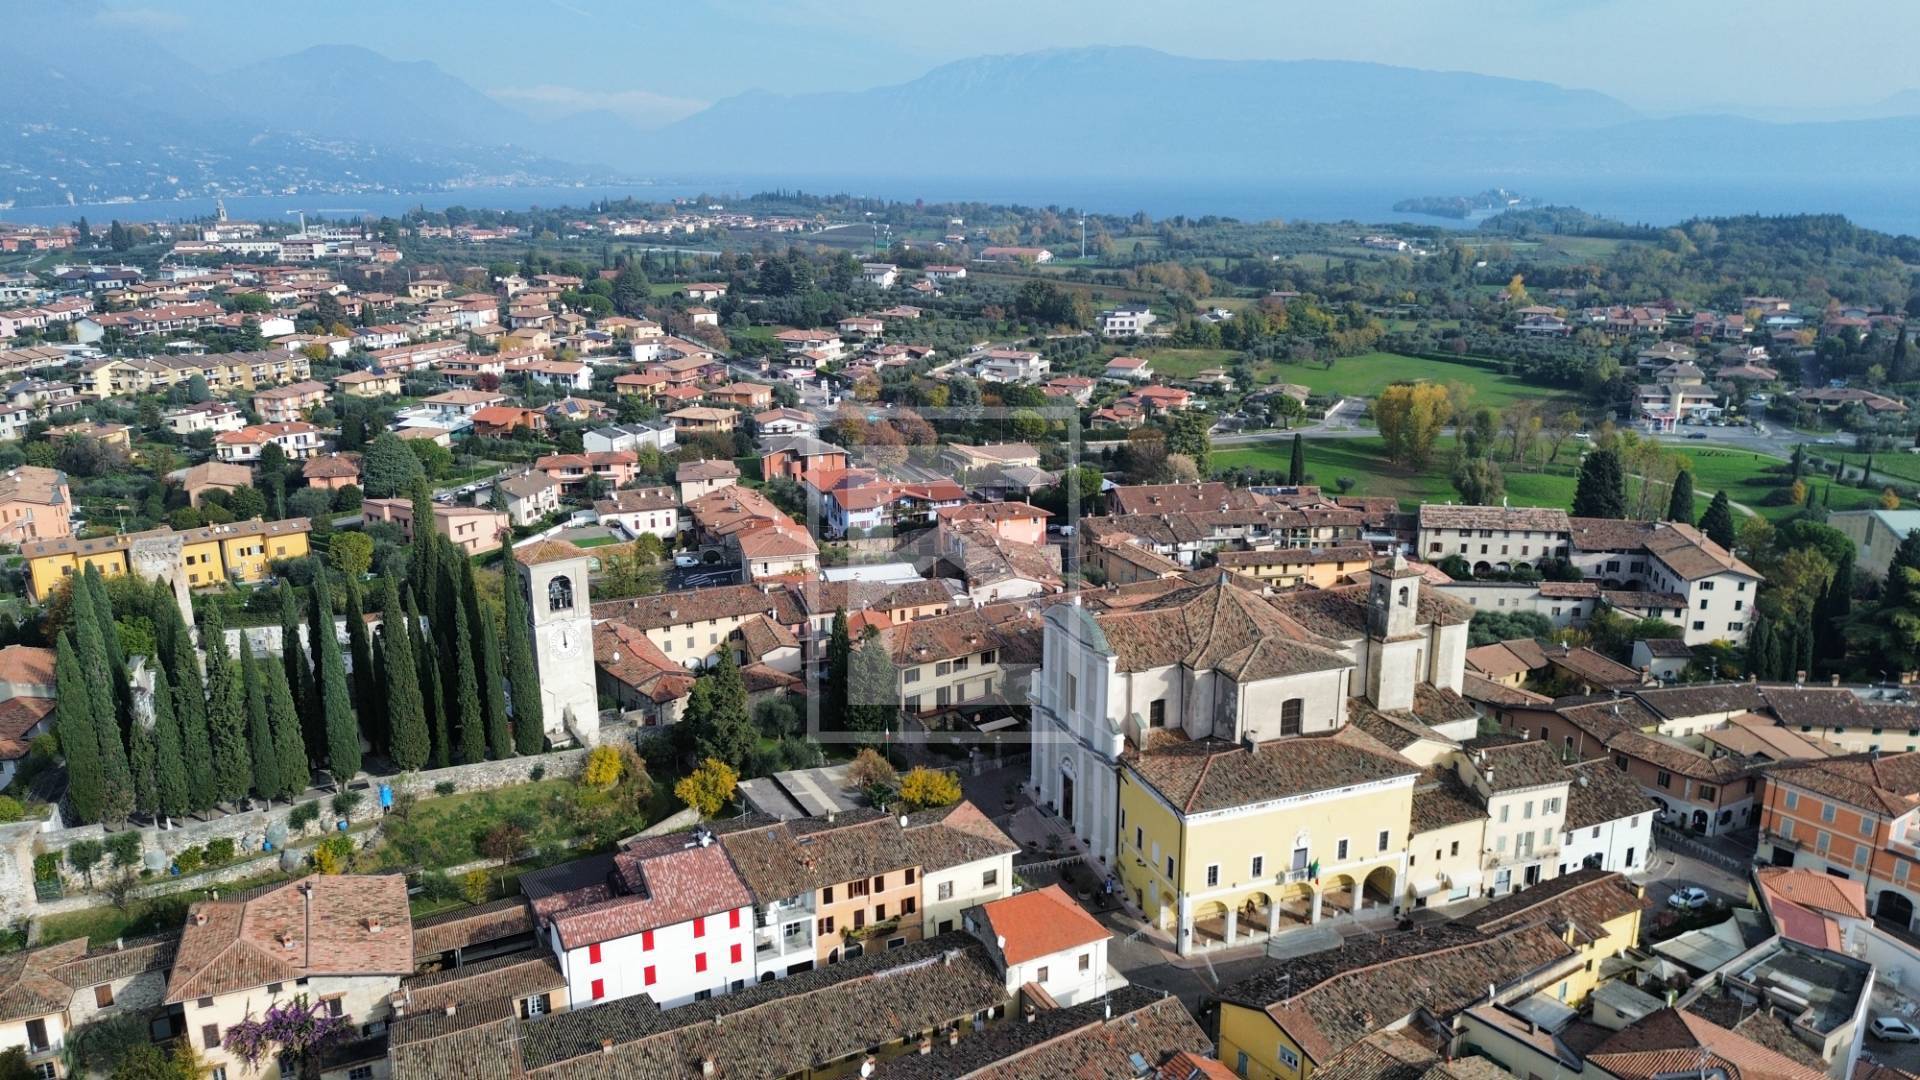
[1396,585,1410,608]
[548,575,575,612]
[1280,698,1304,736]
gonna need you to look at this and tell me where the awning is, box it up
[1410,877,1445,898]
[1446,869,1483,890]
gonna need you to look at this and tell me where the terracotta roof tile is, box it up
[975,884,1106,966]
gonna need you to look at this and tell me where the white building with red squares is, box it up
[522,830,757,1009]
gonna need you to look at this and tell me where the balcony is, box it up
[1483,846,1559,870]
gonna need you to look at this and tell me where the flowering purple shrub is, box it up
[222,994,350,1073]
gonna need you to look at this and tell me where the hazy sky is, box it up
[98,0,1920,126]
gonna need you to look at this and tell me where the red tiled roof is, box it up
[978,884,1107,967]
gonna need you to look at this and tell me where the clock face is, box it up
[548,625,579,658]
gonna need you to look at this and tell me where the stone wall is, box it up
[12,748,591,920]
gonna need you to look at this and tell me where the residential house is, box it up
[469,405,545,437]
[166,876,413,1080]
[961,885,1114,1008]
[707,382,773,410]
[362,499,509,555]
[761,435,849,486]
[1214,544,1374,589]
[1103,355,1153,381]
[0,936,175,1080]
[534,451,640,495]
[0,465,72,543]
[163,401,246,436]
[176,461,253,508]
[596,486,680,542]
[583,421,675,455]
[667,406,738,434]
[301,454,360,492]
[675,458,740,503]
[215,422,324,463]
[334,368,404,398]
[497,472,563,527]
[1099,306,1157,338]
[754,407,816,437]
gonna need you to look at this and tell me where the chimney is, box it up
[444,1004,457,1017]
[192,912,208,926]
[1796,670,1806,687]
[366,916,383,935]
[949,1028,960,1046]
[1833,674,1842,687]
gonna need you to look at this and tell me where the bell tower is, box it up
[514,541,600,747]
[1366,553,1425,711]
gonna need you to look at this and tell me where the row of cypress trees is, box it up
[55,481,548,826]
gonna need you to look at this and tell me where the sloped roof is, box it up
[1587,1008,1824,1080]
[1124,725,1419,815]
[167,875,413,1003]
[974,884,1108,966]
[1095,577,1353,681]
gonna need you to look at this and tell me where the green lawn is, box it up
[1255,352,1563,411]
[570,535,620,548]
[1136,348,1238,379]
[1214,435,1871,521]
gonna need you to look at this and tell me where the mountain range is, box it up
[11,12,1920,210]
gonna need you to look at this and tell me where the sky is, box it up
[95,0,1920,127]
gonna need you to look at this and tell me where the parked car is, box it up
[1667,886,1710,910]
[1872,1017,1920,1043]
[673,553,701,568]
[1685,432,1709,440]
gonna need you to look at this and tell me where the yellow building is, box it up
[21,518,312,601]
[1117,724,1419,954]
[1214,920,1578,1080]
[1452,866,1646,1005]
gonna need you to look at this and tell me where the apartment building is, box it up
[1213,542,1375,589]
[534,450,640,495]
[22,517,312,601]
[250,379,328,423]
[1417,504,1572,573]
[1456,737,1572,896]
[1757,752,1920,932]
[883,607,1015,716]
[591,583,807,671]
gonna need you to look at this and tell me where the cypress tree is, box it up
[241,636,279,803]
[409,478,439,615]
[263,659,310,802]
[73,577,134,824]
[1666,469,1694,523]
[311,566,363,784]
[82,567,133,741]
[464,560,512,759]
[500,538,544,755]
[1817,545,1856,667]
[279,587,317,761]
[1700,491,1737,550]
[202,606,254,807]
[1571,448,1627,519]
[160,597,215,813]
[450,588,486,765]
[415,612,449,769]
[825,608,852,728]
[152,670,189,826]
[54,633,105,824]
[382,587,430,772]
[343,573,376,727]
[1288,433,1305,485]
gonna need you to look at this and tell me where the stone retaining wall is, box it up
[8,749,590,921]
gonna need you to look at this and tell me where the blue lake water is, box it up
[5,175,1918,237]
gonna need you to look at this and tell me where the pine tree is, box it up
[279,587,317,762]
[311,566,362,784]
[73,576,134,824]
[450,588,486,765]
[342,572,376,724]
[1666,469,1695,523]
[202,606,253,806]
[680,653,755,769]
[1700,491,1737,550]
[499,539,544,755]
[160,597,215,813]
[1571,449,1627,519]
[382,588,431,772]
[1288,433,1305,485]
[152,670,189,825]
[241,636,280,804]
[264,660,311,802]
[54,633,105,824]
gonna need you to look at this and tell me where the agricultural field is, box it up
[1133,347,1239,378]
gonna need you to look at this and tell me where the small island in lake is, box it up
[1393,188,1539,219]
